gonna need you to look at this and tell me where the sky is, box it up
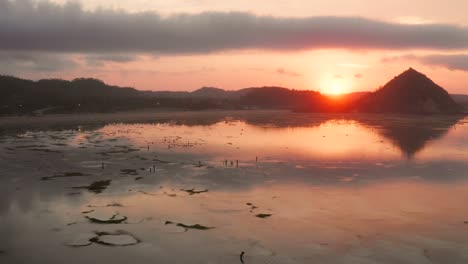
[1,0,468,94]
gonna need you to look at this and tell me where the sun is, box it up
[329,81,344,95]
[322,79,350,95]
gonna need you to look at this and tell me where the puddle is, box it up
[86,212,128,224]
[67,231,140,247]
[90,231,140,246]
[164,192,177,197]
[66,233,98,247]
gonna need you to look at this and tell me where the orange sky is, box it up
[3,0,468,94]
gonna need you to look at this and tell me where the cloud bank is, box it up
[0,51,77,73]
[382,54,468,71]
[416,54,468,71]
[1,0,468,55]
[85,54,138,67]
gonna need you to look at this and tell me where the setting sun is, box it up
[321,77,351,95]
[330,81,345,95]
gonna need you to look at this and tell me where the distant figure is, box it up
[230,161,234,167]
[236,160,239,167]
[256,156,258,162]
[240,251,245,263]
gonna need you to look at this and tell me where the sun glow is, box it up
[322,78,351,95]
[330,81,344,95]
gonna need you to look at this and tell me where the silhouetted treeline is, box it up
[0,75,336,115]
[0,76,241,115]
[0,69,465,116]
[0,76,149,114]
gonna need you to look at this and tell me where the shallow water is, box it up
[1,111,468,263]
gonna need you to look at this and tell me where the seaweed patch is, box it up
[86,213,127,224]
[180,188,208,195]
[71,180,111,194]
[255,214,272,219]
[165,221,214,231]
[42,172,88,181]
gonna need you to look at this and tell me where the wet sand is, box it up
[1,110,468,263]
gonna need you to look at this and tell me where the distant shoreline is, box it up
[0,109,465,132]
[0,109,284,129]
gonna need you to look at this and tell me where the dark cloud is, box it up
[0,51,77,74]
[354,73,363,78]
[85,54,138,67]
[417,54,468,71]
[276,68,302,77]
[382,54,468,71]
[1,0,468,55]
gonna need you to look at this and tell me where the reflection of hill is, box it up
[0,110,463,159]
[239,113,463,158]
[355,115,463,158]
[158,112,463,159]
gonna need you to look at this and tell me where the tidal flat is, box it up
[1,110,468,264]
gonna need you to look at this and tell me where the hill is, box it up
[146,87,255,99]
[191,87,236,98]
[358,68,461,114]
[0,75,150,114]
